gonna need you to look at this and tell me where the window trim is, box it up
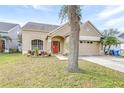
[31,39,43,50]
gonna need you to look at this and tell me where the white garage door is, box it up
[79,41,99,56]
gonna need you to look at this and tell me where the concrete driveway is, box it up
[80,56,124,73]
[56,55,124,73]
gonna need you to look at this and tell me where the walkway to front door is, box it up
[52,41,60,54]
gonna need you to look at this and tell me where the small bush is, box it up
[9,48,20,53]
[27,50,34,55]
[34,48,39,56]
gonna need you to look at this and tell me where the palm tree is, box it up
[59,5,82,72]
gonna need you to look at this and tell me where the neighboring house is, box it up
[0,22,21,52]
[118,33,124,50]
[22,21,104,56]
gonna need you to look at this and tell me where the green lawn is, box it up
[0,53,124,88]
[115,56,124,58]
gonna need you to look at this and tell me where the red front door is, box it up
[52,41,60,54]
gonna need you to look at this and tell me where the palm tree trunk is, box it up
[104,45,107,55]
[107,45,111,55]
[67,5,80,72]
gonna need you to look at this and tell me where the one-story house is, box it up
[0,22,21,52]
[22,21,104,56]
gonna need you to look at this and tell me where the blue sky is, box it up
[0,5,124,32]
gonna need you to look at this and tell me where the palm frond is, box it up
[59,5,82,23]
[59,5,68,23]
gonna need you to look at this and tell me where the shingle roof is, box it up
[22,22,59,32]
[0,22,18,32]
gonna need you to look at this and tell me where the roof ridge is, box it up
[0,22,19,25]
[22,22,59,32]
[27,22,59,26]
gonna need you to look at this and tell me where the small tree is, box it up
[102,36,120,54]
[102,28,120,37]
[102,28,120,54]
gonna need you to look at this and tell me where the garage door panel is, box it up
[79,41,99,56]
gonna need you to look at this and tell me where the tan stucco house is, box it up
[22,21,104,56]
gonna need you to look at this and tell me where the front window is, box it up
[31,39,43,50]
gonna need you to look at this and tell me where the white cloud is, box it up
[105,17,124,27]
[97,6,124,20]
[31,5,53,12]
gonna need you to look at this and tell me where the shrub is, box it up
[9,48,19,53]
[39,51,51,57]
[27,50,34,55]
[34,48,39,56]
[28,50,32,54]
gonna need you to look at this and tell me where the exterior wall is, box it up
[46,37,52,53]
[63,36,69,54]
[99,43,104,55]
[80,23,101,37]
[8,25,21,49]
[22,30,48,54]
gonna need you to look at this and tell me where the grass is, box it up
[0,53,124,88]
[115,56,124,58]
[0,53,22,63]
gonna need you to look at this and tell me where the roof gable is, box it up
[80,21,102,37]
[22,22,59,32]
[0,22,18,33]
[49,21,102,37]
[48,23,69,37]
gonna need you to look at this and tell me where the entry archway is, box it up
[51,36,64,54]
